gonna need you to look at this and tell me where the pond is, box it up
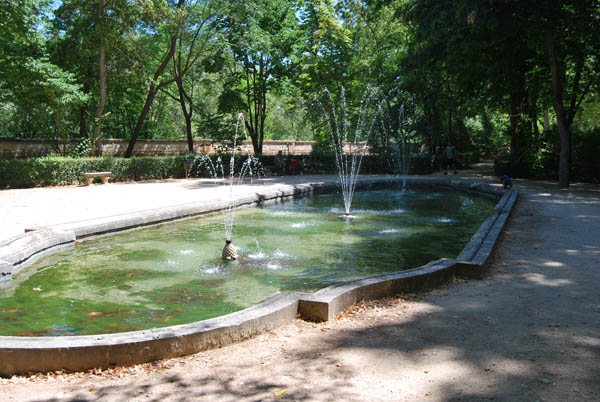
[0,188,494,336]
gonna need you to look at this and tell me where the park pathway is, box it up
[2,169,600,401]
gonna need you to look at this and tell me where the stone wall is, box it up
[0,139,320,158]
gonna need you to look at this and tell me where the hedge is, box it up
[0,152,447,189]
[260,152,438,176]
[0,156,187,188]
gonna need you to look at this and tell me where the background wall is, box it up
[0,139,318,158]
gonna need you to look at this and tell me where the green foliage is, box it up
[0,156,189,189]
[572,129,600,183]
[221,0,303,154]
[495,127,600,183]
[0,151,448,188]
[1,0,599,185]
[262,151,438,176]
[0,1,87,147]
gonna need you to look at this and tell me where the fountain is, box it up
[320,86,380,218]
[396,104,409,189]
[185,113,261,260]
[0,187,496,337]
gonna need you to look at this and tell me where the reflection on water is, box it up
[0,189,494,336]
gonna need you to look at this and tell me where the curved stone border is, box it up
[0,177,517,375]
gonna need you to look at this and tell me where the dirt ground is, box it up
[2,177,600,402]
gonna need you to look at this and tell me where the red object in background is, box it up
[288,159,299,171]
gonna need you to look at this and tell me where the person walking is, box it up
[275,150,286,175]
[445,140,457,175]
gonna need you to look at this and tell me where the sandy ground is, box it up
[2,171,600,401]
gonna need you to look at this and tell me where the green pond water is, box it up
[0,188,494,336]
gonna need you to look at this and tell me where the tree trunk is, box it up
[124,0,184,158]
[79,65,92,139]
[79,103,88,139]
[508,75,526,155]
[93,0,106,157]
[447,109,452,141]
[244,119,259,154]
[175,77,194,153]
[546,26,570,187]
[543,108,551,131]
[125,86,158,157]
[184,112,193,153]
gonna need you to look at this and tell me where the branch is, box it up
[569,78,593,127]
[159,87,182,102]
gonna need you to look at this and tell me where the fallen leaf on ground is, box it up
[274,389,286,397]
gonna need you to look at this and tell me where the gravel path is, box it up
[2,173,599,401]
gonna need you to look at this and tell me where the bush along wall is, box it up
[0,156,188,188]
[0,152,444,189]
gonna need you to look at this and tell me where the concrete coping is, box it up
[0,177,518,375]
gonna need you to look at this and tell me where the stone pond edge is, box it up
[0,177,518,375]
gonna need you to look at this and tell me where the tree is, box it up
[52,0,142,153]
[0,1,87,150]
[124,0,221,157]
[541,0,599,186]
[221,0,301,155]
[165,2,225,152]
[402,0,542,155]
[93,0,107,156]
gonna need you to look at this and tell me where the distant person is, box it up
[275,150,286,175]
[502,173,513,189]
[445,141,457,175]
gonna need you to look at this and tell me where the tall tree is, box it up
[124,0,185,157]
[541,0,599,186]
[52,0,140,149]
[166,2,224,152]
[0,1,87,148]
[93,0,107,156]
[124,0,220,157]
[403,0,541,154]
[221,0,300,155]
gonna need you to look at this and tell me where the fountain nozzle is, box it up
[222,240,238,260]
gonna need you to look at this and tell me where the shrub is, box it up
[0,156,190,189]
[494,128,600,183]
[0,152,448,189]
